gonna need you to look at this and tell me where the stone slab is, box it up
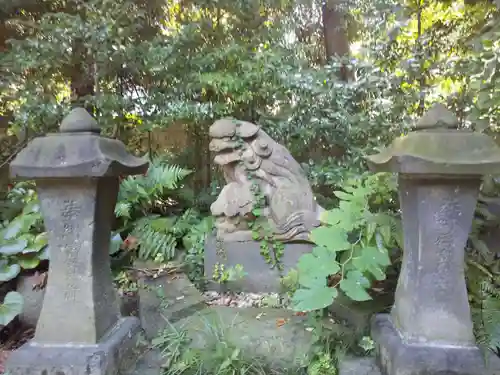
[339,356,381,375]
[371,314,500,375]
[5,317,144,375]
[17,273,139,327]
[173,306,313,371]
[137,271,206,340]
[204,235,313,293]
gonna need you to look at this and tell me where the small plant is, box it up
[212,263,247,284]
[0,291,24,326]
[303,311,356,375]
[358,336,375,354]
[467,264,500,354]
[280,269,299,296]
[0,181,48,283]
[114,270,138,295]
[291,173,401,312]
[183,216,214,288]
[153,315,290,375]
[114,156,195,262]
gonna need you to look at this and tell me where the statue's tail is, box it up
[274,210,321,243]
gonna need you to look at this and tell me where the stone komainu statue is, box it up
[209,118,324,243]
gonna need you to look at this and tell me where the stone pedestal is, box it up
[6,108,148,375]
[204,235,313,293]
[391,176,479,345]
[366,104,500,375]
[371,175,489,375]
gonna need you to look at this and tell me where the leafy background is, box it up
[1,0,500,372]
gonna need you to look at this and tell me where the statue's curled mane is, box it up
[209,118,324,243]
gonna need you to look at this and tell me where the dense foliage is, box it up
[2,0,500,372]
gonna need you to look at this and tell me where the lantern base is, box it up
[5,317,144,375]
[371,314,499,375]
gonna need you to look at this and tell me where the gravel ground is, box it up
[202,291,287,308]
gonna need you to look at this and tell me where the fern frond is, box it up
[147,163,192,191]
[471,277,500,353]
[115,201,132,219]
[132,215,178,261]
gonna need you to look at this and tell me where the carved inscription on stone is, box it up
[59,198,83,303]
[432,191,460,296]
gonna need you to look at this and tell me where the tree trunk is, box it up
[70,39,95,112]
[322,0,351,80]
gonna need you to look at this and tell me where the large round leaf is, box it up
[0,238,28,255]
[3,214,40,240]
[39,245,50,261]
[0,263,21,282]
[22,232,48,254]
[17,254,41,270]
[2,220,24,240]
[0,292,24,326]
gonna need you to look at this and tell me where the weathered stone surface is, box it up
[366,104,500,176]
[415,102,458,129]
[339,356,381,375]
[6,108,148,375]
[16,273,139,327]
[209,118,324,243]
[174,306,313,371]
[6,318,144,375]
[10,108,147,179]
[392,176,479,345]
[137,267,206,339]
[366,104,500,375]
[204,235,313,293]
[16,274,45,327]
[372,314,500,375]
[35,178,123,343]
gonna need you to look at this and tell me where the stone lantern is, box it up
[366,104,500,375]
[6,108,149,375]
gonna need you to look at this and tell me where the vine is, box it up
[210,119,286,280]
[212,263,247,284]
[234,119,285,272]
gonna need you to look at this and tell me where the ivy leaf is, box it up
[293,247,340,311]
[352,246,391,280]
[291,286,338,312]
[297,246,340,288]
[336,203,362,231]
[310,227,351,252]
[340,270,372,301]
[333,190,353,201]
[365,221,377,242]
[0,292,24,326]
[320,208,343,226]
